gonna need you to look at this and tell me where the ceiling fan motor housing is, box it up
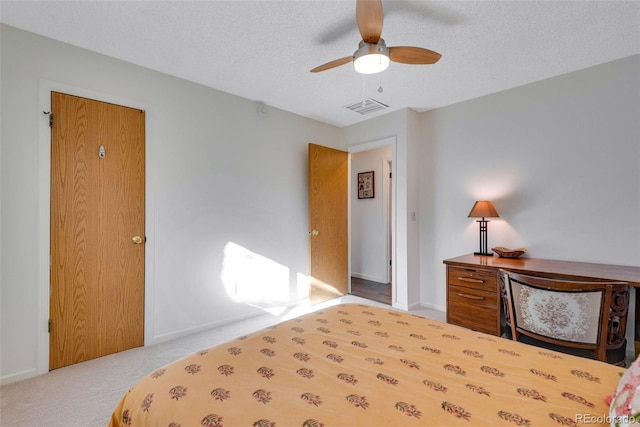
[353,38,390,74]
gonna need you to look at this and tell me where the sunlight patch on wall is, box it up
[221,242,290,314]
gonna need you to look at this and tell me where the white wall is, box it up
[0,24,344,384]
[419,55,640,309]
[406,110,422,305]
[350,145,392,283]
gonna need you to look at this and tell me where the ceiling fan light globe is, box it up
[353,39,390,74]
[354,53,390,74]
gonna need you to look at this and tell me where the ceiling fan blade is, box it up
[356,0,383,44]
[388,46,442,64]
[310,56,353,73]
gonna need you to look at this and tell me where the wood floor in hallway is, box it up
[350,276,391,305]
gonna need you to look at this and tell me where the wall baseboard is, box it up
[351,272,387,284]
[418,301,446,312]
[149,308,268,345]
[0,367,38,386]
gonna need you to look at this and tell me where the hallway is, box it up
[350,276,391,305]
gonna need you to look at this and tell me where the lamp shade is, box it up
[468,201,499,218]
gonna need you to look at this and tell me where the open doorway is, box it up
[349,145,393,305]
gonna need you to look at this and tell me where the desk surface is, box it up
[444,254,640,287]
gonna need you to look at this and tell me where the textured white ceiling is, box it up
[1,0,639,127]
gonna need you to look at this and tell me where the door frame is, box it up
[348,136,397,306]
[384,159,393,284]
[36,80,154,377]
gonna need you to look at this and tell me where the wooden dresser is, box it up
[444,254,640,338]
[445,260,501,336]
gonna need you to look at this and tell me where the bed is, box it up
[109,303,624,426]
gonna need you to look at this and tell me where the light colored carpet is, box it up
[0,295,444,427]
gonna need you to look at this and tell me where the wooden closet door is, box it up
[50,92,145,369]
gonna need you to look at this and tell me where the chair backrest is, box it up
[500,270,629,362]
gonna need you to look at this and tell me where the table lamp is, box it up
[468,201,499,256]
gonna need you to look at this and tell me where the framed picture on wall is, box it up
[357,171,375,199]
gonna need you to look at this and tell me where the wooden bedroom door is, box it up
[50,92,145,370]
[308,143,349,304]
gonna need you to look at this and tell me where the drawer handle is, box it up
[457,293,485,301]
[457,277,484,284]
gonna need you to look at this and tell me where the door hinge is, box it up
[389,172,392,178]
[48,319,52,333]
[389,259,392,266]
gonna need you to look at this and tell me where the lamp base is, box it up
[474,252,493,256]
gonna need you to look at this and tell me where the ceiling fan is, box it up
[310,0,442,75]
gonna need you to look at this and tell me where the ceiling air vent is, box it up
[345,98,389,115]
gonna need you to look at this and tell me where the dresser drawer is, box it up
[447,266,497,292]
[447,285,499,335]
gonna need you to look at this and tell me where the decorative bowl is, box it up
[491,246,526,258]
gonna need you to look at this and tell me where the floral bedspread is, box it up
[109,303,623,426]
